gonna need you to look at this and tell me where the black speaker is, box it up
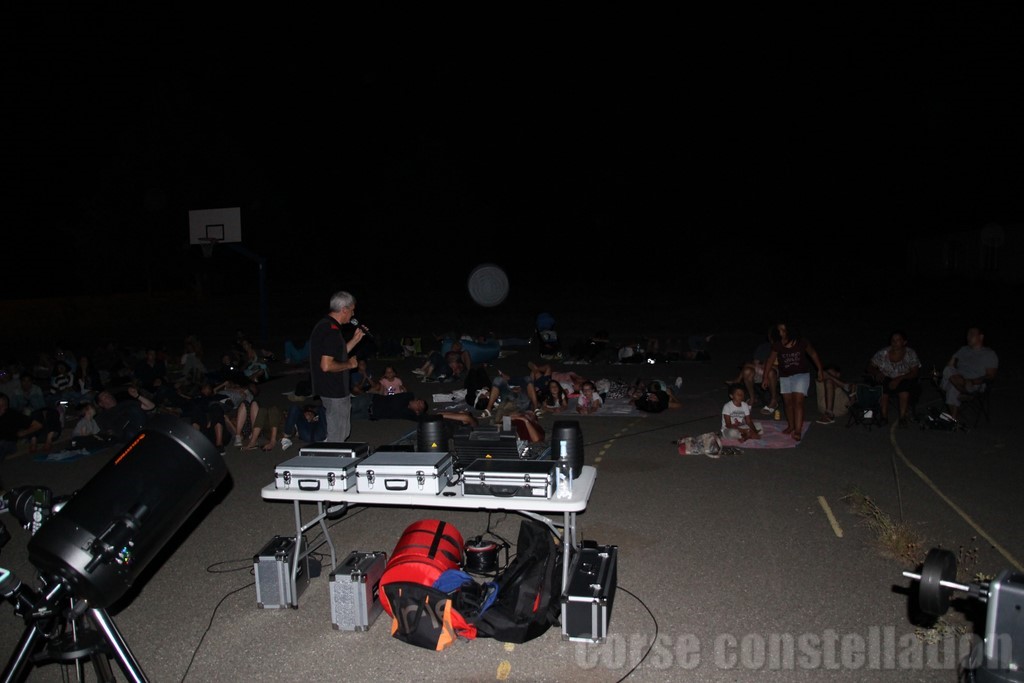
[417,414,448,452]
[551,420,584,477]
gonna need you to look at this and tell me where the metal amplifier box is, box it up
[329,550,387,631]
[355,450,454,495]
[461,458,556,498]
[274,454,362,492]
[561,544,618,643]
[451,426,522,470]
[254,535,308,609]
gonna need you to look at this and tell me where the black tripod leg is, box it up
[2,624,42,683]
[87,609,148,683]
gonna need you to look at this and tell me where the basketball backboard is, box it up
[188,207,242,245]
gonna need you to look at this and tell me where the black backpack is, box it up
[472,519,563,643]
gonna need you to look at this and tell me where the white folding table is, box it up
[260,465,597,607]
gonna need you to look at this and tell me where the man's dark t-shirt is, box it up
[309,316,350,399]
[0,409,33,441]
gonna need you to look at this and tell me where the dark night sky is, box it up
[5,10,1023,303]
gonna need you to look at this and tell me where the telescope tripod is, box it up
[2,573,147,683]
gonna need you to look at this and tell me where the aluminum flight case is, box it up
[561,544,618,643]
[355,450,454,495]
[254,535,309,609]
[274,453,364,493]
[329,550,387,631]
[460,458,556,499]
[298,441,371,458]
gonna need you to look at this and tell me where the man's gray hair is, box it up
[329,291,356,313]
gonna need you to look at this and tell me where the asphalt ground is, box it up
[1,326,1019,683]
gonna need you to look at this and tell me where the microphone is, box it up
[350,318,372,337]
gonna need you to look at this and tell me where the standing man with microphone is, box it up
[309,291,365,442]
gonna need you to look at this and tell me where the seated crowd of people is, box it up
[3,320,997,466]
[724,324,999,431]
[0,331,283,459]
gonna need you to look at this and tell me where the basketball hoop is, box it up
[197,237,221,259]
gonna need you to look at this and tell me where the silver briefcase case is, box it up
[274,454,361,492]
[355,450,454,495]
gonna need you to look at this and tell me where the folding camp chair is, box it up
[844,383,884,430]
[956,377,995,427]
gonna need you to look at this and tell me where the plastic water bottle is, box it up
[773,408,781,421]
[557,440,573,499]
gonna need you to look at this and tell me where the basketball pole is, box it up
[223,242,269,345]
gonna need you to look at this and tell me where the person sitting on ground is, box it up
[11,374,46,416]
[375,365,407,395]
[815,365,851,425]
[241,339,271,384]
[234,330,276,364]
[721,384,763,442]
[527,361,588,396]
[726,328,779,414]
[867,330,922,426]
[0,392,44,458]
[539,379,569,414]
[281,404,327,449]
[73,354,104,403]
[133,348,173,405]
[413,339,472,381]
[0,366,20,400]
[350,358,375,395]
[47,360,78,409]
[575,380,603,414]
[181,382,231,453]
[283,338,310,364]
[940,325,998,421]
[70,402,115,453]
[628,379,685,413]
[95,387,154,444]
[179,338,208,388]
[212,353,249,386]
[478,371,543,418]
[566,330,612,364]
[239,400,283,451]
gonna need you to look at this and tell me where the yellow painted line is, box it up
[496,660,511,680]
[817,496,844,538]
[891,429,1024,572]
[594,457,602,464]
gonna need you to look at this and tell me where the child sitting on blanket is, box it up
[576,380,603,414]
[721,385,763,442]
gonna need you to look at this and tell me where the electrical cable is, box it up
[179,580,255,683]
[613,585,659,683]
[182,505,375,682]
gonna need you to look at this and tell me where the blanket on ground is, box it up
[566,396,649,417]
[719,420,811,449]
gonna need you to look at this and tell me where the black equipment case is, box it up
[461,459,556,499]
[329,550,387,631]
[451,425,522,470]
[561,544,618,643]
